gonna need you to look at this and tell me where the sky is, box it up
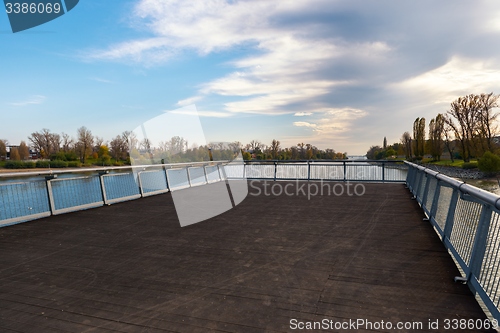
[1,0,500,155]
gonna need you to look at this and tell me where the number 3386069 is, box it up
[5,2,61,14]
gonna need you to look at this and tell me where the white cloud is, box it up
[10,95,46,106]
[293,107,368,134]
[396,56,500,104]
[294,112,313,116]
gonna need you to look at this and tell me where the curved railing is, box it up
[0,161,229,227]
[0,159,408,227]
[405,161,500,321]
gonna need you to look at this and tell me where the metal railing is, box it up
[406,161,500,321]
[0,161,229,227]
[0,159,407,228]
[240,160,407,182]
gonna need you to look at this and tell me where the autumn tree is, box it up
[10,148,20,160]
[18,141,30,160]
[0,139,7,159]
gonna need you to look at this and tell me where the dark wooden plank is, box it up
[0,182,495,332]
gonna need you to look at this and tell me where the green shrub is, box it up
[36,160,51,168]
[50,160,68,168]
[462,162,478,169]
[4,160,35,169]
[67,161,82,167]
[478,151,500,174]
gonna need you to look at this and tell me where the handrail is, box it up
[0,160,230,178]
[0,160,230,227]
[405,160,500,322]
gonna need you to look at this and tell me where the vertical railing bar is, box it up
[468,204,493,291]
[307,161,311,181]
[187,167,192,187]
[274,161,277,181]
[485,214,498,288]
[343,161,346,181]
[45,176,56,215]
[443,187,459,246]
[382,161,385,182]
[421,173,431,213]
[99,171,109,205]
[137,171,144,197]
[430,179,441,219]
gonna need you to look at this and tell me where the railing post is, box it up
[429,179,441,219]
[204,165,209,184]
[442,187,459,244]
[164,166,170,191]
[186,166,192,187]
[307,160,311,180]
[382,162,385,182]
[45,175,56,215]
[98,171,109,205]
[421,174,431,211]
[137,171,144,197]
[343,161,346,181]
[468,204,493,287]
[274,161,277,181]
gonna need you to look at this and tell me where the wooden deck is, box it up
[0,181,494,332]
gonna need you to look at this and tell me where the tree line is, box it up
[0,128,347,167]
[367,93,499,162]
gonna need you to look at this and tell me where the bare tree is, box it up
[478,92,499,152]
[29,129,60,158]
[446,94,481,162]
[61,133,74,152]
[76,126,93,163]
[269,139,281,159]
[400,131,412,160]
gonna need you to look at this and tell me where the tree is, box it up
[29,129,60,158]
[61,133,74,152]
[443,122,456,163]
[400,132,412,160]
[446,94,481,162]
[428,114,444,161]
[76,126,93,163]
[383,137,387,149]
[19,141,30,160]
[9,148,20,160]
[270,139,281,159]
[413,117,425,158]
[477,93,499,152]
[110,134,128,160]
[0,139,6,160]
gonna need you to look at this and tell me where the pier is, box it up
[0,167,496,332]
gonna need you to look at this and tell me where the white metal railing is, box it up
[406,161,500,322]
[0,161,229,227]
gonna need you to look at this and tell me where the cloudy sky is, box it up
[1,0,500,154]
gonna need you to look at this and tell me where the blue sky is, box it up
[1,0,500,155]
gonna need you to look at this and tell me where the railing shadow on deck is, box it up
[406,161,500,323]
